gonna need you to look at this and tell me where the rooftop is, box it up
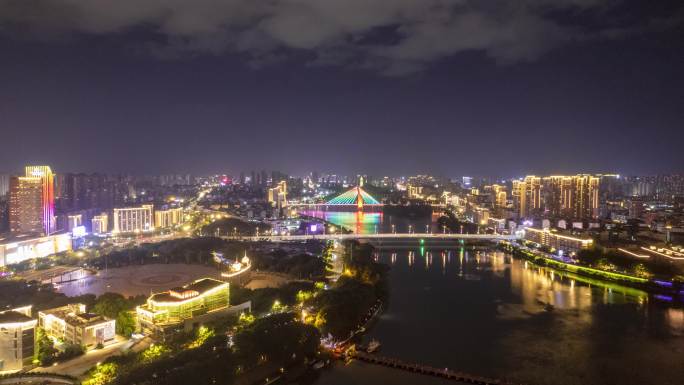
[40,304,111,328]
[149,278,227,303]
[0,311,34,324]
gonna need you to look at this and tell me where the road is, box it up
[30,337,152,378]
[222,233,517,242]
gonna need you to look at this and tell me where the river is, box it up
[305,209,684,385]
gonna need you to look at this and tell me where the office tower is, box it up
[24,165,55,234]
[112,205,153,233]
[0,174,9,197]
[515,176,542,219]
[9,176,43,234]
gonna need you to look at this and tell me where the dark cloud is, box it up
[1,0,677,74]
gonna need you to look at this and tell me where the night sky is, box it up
[1,0,683,177]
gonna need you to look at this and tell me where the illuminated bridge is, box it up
[222,233,517,242]
[289,182,383,209]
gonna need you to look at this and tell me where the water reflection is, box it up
[302,211,684,385]
[317,246,684,385]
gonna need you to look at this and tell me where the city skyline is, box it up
[1,1,683,176]
[1,2,684,384]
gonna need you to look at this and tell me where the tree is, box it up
[116,311,136,337]
[36,327,57,366]
[92,293,139,336]
[93,293,128,319]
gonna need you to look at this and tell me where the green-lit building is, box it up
[136,278,229,337]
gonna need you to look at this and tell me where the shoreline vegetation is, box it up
[76,239,389,385]
[500,241,684,298]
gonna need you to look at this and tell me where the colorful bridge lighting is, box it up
[326,186,382,208]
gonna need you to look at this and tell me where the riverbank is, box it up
[499,241,684,299]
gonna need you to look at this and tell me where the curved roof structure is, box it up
[326,186,381,206]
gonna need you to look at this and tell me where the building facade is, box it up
[523,227,593,255]
[24,166,55,235]
[38,304,116,350]
[0,174,9,198]
[267,181,288,209]
[154,208,183,229]
[514,176,542,219]
[67,214,82,232]
[0,233,72,266]
[137,278,229,337]
[91,213,109,234]
[112,205,153,233]
[515,174,600,221]
[9,176,43,234]
[0,305,36,372]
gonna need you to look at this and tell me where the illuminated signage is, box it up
[72,226,87,238]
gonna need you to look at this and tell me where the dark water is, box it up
[305,211,684,385]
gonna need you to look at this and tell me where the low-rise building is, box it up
[0,305,36,372]
[523,227,593,255]
[0,233,72,267]
[112,205,153,234]
[137,278,229,338]
[38,304,116,350]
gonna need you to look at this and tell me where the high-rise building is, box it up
[0,174,9,197]
[571,174,600,220]
[516,174,600,221]
[112,205,153,233]
[24,166,55,235]
[0,198,8,233]
[267,181,287,210]
[542,176,574,217]
[9,176,43,234]
[515,176,542,219]
[55,173,116,213]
